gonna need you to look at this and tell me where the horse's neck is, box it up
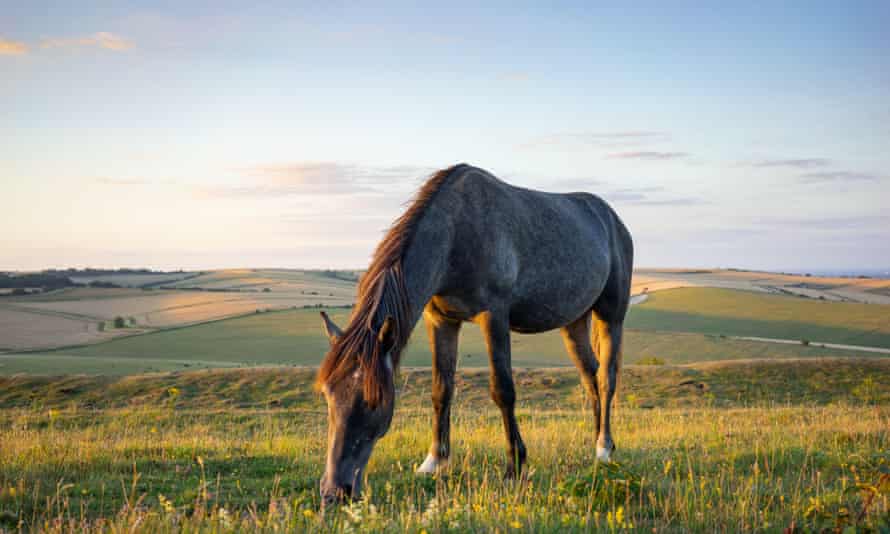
[397,209,451,330]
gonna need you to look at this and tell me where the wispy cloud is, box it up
[750,158,831,169]
[198,162,435,198]
[752,214,890,231]
[0,37,28,55]
[543,179,705,206]
[41,32,133,51]
[96,177,151,186]
[798,171,880,184]
[605,151,688,161]
[519,131,669,150]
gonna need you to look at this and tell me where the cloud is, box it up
[798,171,881,184]
[199,162,436,198]
[41,32,133,51]
[519,131,669,150]
[96,177,156,186]
[0,37,28,55]
[749,158,831,169]
[605,151,688,161]
[754,214,890,231]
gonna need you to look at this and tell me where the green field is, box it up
[3,307,879,376]
[4,286,890,375]
[629,287,890,348]
[0,361,888,532]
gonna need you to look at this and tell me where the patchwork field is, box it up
[0,270,357,351]
[4,284,888,375]
[0,361,888,532]
[634,268,890,304]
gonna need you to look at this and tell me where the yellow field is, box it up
[634,268,890,304]
[0,270,357,350]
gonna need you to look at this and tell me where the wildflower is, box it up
[8,487,16,498]
[510,520,522,529]
[303,509,315,519]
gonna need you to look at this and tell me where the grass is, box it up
[0,361,888,532]
[628,287,890,348]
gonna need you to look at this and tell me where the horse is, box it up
[315,163,633,505]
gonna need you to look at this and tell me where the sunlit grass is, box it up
[1,365,888,532]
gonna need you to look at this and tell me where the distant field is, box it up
[634,268,890,304]
[3,303,882,375]
[0,269,357,351]
[629,287,890,348]
[68,272,198,287]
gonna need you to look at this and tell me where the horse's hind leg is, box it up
[561,312,601,437]
[591,314,623,462]
[417,309,461,474]
[479,310,526,479]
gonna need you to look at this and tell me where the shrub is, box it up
[113,316,126,328]
[637,356,666,365]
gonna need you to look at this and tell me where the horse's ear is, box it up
[377,316,396,350]
[320,311,343,346]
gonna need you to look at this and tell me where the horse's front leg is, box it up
[417,310,461,474]
[479,311,526,479]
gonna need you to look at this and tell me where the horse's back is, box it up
[434,167,630,332]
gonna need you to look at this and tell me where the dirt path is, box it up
[729,335,890,355]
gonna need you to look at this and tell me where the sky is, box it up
[2,1,889,272]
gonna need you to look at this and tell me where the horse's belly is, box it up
[508,284,601,333]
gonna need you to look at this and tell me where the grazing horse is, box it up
[316,164,633,504]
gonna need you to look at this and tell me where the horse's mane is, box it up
[315,163,467,406]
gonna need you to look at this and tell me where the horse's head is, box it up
[317,311,396,507]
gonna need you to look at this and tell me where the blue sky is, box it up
[2,2,888,271]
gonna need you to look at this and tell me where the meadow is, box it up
[2,273,889,531]
[0,361,888,532]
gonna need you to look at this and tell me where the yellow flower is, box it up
[8,487,16,498]
[302,509,315,519]
[510,520,522,529]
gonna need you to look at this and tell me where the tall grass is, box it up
[1,373,888,532]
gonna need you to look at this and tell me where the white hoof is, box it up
[416,453,445,474]
[596,445,612,463]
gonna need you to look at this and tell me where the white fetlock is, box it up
[596,445,612,463]
[416,453,446,474]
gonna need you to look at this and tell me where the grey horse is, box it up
[316,163,633,504]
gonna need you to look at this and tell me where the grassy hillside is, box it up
[0,361,888,532]
[629,287,890,348]
[3,307,877,375]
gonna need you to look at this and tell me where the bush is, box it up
[637,356,666,365]
[801,339,810,346]
[113,316,127,328]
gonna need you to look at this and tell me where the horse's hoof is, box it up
[596,445,613,463]
[416,453,446,475]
